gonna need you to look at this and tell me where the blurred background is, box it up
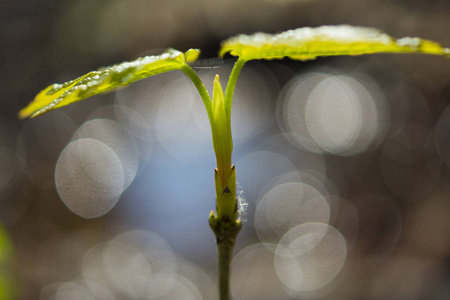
[2,0,450,299]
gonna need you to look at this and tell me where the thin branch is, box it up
[224,58,247,121]
[181,65,213,120]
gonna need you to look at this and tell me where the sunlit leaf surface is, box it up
[219,25,450,61]
[20,48,200,118]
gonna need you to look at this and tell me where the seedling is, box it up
[20,25,450,300]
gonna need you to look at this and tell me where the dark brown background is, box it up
[1,0,450,299]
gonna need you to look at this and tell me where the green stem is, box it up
[184,58,246,299]
[218,237,233,300]
[210,218,242,300]
[181,65,213,120]
[224,58,247,118]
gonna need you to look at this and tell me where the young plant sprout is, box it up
[20,25,450,300]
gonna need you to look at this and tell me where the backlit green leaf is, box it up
[219,25,450,61]
[20,48,200,118]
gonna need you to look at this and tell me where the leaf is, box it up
[219,25,450,61]
[19,48,201,118]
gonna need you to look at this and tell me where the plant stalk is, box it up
[210,217,242,300]
[224,58,247,117]
[218,235,233,300]
[181,65,213,120]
